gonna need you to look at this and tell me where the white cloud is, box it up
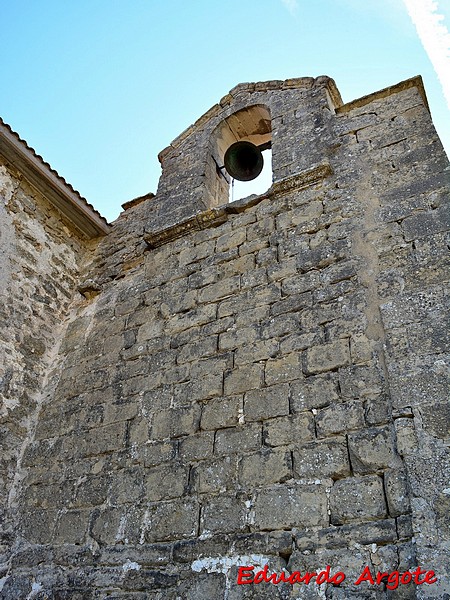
[402,0,450,109]
[280,0,298,16]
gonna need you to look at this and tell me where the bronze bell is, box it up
[224,141,264,181]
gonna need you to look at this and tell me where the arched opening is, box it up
[206,105,272,208]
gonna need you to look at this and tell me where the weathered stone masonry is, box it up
[0,76,449,599]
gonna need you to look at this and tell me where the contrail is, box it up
[281,0,298,16]
[402,0,450,109]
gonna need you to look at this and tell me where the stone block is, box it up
[218,325,259,351]
[200,494,247,534]
[144,463,188,501]
[250,282,282,306]
[62,422,127,459]
[74,475,110,507]
[394,417,418,456]
[329,476,387,524]
[223,364,263,395]
[143,499,200,542]
[161,364,190,385]
[402,206,450,241]
[91,507,123,545]
[350,333,375,364]
[263,412,315,447]
[109,467,144,506]
[166,303,217,334]
[178,431,215,462]
[54,509,90,544]
[239,448,292,487]
[194,455,237,493]
[223,253,255,278]
[174,372,223,405]
[348,427,399,474]
[179,240,215,266]
[407,319,449,355]
[24,481,74,509]
[280,330,324,354]
[215,423,261,455]
[338,365,385,399]
[256,246,278,267]
[178,573,226,600]
[201,395,242,431]
[365,395,390,426]
[270,291,313,316]
[275,200,323,231]
[281,271,320,295]
[313,279,355,304]
[202,315,235,336]
[122,569,177,592]
[384,467,411,517]
[136,315,165,343]
[234,339,279,365]
[305,339,350,374]
[142,384,173,414]
[266,258,298,282]
[150,405,201,439]
[140,441,177,467]
[265,353,302,385]
[419,400,450,439]
[160,289,197,315]
[215,229,246,252]
[294,437,350,479]
[380,287,445,329]
[246,216,275,241]
[177,335,217,364]
[291,373,339,411]
[389,356,449,409]
[98,542,173,568]
[240,266,268,288]
[198,276,240,303]
[20,508,58,544]
[253,483,328,529]
[260,314,301,340]
[315,401,365,438]
[234,304,269,327]
[238,237,269,257]
[396,514,413,541]
[296,239,348,273]
[173,534,230,563]
[316,519,397,549]
[244,384,289,421]
[188,265,219,289]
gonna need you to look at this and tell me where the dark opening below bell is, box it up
[224,141,264,181]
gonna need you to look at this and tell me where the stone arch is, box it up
[205,104,272,207]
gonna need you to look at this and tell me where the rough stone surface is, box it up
[1,75,449,598]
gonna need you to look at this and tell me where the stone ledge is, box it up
[143,163,332,249]
[144,208,228,249]
[121,192,155,211]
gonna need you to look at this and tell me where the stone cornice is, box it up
[144,163,332,249]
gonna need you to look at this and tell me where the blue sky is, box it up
[1,0,449,222]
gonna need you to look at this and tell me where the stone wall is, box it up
[0,158,94,570]
[1,76,449,599]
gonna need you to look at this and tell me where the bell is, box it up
[224,141,264,181]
